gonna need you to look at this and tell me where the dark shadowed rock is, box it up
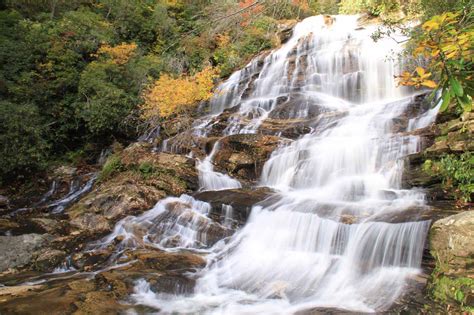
[194,187,275,225]
[213,134,289,181]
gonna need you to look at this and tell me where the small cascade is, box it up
[197,141,242,191]
[40,174,97,214]
[221,204,234,229]
[91,194,228,252]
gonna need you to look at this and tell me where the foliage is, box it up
[138,161,155,179]
[398,10,473,114]
[141,67,219,119]
[0,0,322,183]
[0,101,49,181]
[339,0,401,16]
[430,275,474,312]
[423,152,474,203]
[96,43,138,65]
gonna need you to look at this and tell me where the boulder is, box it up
[430,211,474,276]
[0,234,51,272]
[429,211,474,311]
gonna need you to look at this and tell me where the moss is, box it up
[430,274,474,311]
[98,155,123,182]
[434,135,448,142]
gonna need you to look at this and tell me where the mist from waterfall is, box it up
[126,15,438,313]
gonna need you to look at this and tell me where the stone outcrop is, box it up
[66,143,198,238]
[0,142,200,273]
[213,134,289,181]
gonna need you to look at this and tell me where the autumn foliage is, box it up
[141,67,219,118]
[399,11,473,113]
[239,0,264,26]
[97,42,138,65]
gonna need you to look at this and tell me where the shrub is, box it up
[424,152,474,203]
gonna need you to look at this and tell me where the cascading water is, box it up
[197,141,242,191]
[117,15,440,313]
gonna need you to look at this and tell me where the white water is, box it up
[127,15,438,313]
[92,194,228,251]
[197,141,242,191]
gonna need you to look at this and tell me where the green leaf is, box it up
[450,78,464,97]
[458,94,472,112]
[440,90,451,112]
[455,289,464,302]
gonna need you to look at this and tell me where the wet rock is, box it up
[0,234,51,272]
[160,114,195,138]
[268,94,327,120]
[0,218,20,233]
[72,249,113,271]
[27,217,63,234]
[194,187,274,225]
[130,249,206,271]
[52,165,77,178]
[402,160,442,191]
[34,249,67,272]
[120,143,198,191]
[161,131,208,158]
[70,213,111,235]
[214,134,289,181]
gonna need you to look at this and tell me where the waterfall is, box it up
[125,15,439,313]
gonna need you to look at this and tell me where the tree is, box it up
[141,67,219,119]
[0,102,49,181]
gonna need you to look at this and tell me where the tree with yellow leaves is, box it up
[141,67,219,119]
[97,42,138,65]
[398,10,473,113]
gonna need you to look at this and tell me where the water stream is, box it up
[108,15,437,313]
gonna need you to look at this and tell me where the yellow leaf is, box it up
[415,67,426,76]
[421,80,437,89]
[422,20,439,31]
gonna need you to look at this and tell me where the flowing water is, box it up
[101,15,439,313]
